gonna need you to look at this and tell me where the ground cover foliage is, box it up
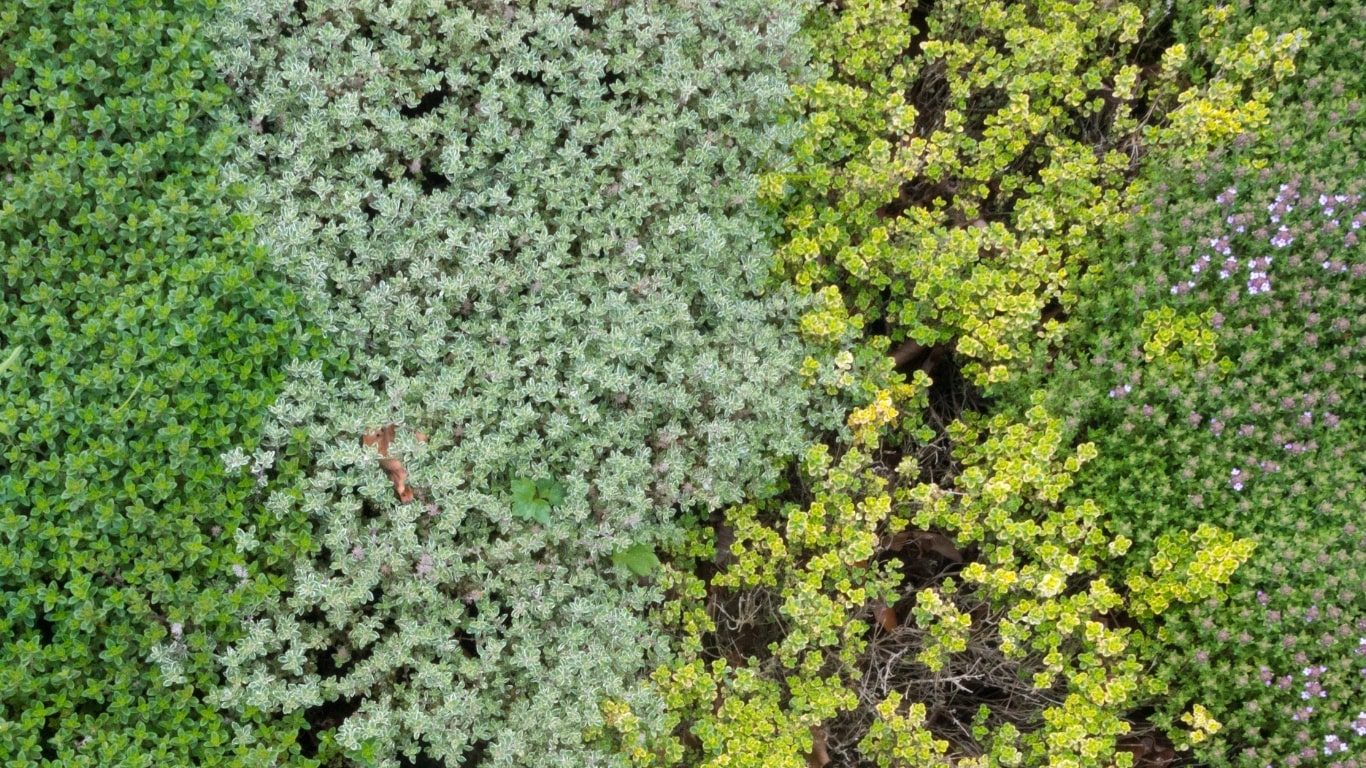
[192,0,839,765]
[1021,1,1366,766]
[594,1,1309,767]
[0,0,337,764]
[1,1,1351,767]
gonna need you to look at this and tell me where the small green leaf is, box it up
[611,543,660,576]
[0,346,21,378]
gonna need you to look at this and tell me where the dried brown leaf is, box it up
[797,721,830,765]
[885,528,963,563]
[916,530,963,563]
[362,425,417,503]
[807,725,830,768]
[872,598,900,632]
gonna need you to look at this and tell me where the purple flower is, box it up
[1324,735,1347,755]
[1272,226,1295,248]
[1230,467,1244,491]
[1299,411,1314,428]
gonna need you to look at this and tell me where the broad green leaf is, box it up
[511,477,537,503]
[513,498,551,524]
[538,478,565,506]
[611,543,660,576]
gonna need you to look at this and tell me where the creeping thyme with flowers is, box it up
[0,0,1360,766]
